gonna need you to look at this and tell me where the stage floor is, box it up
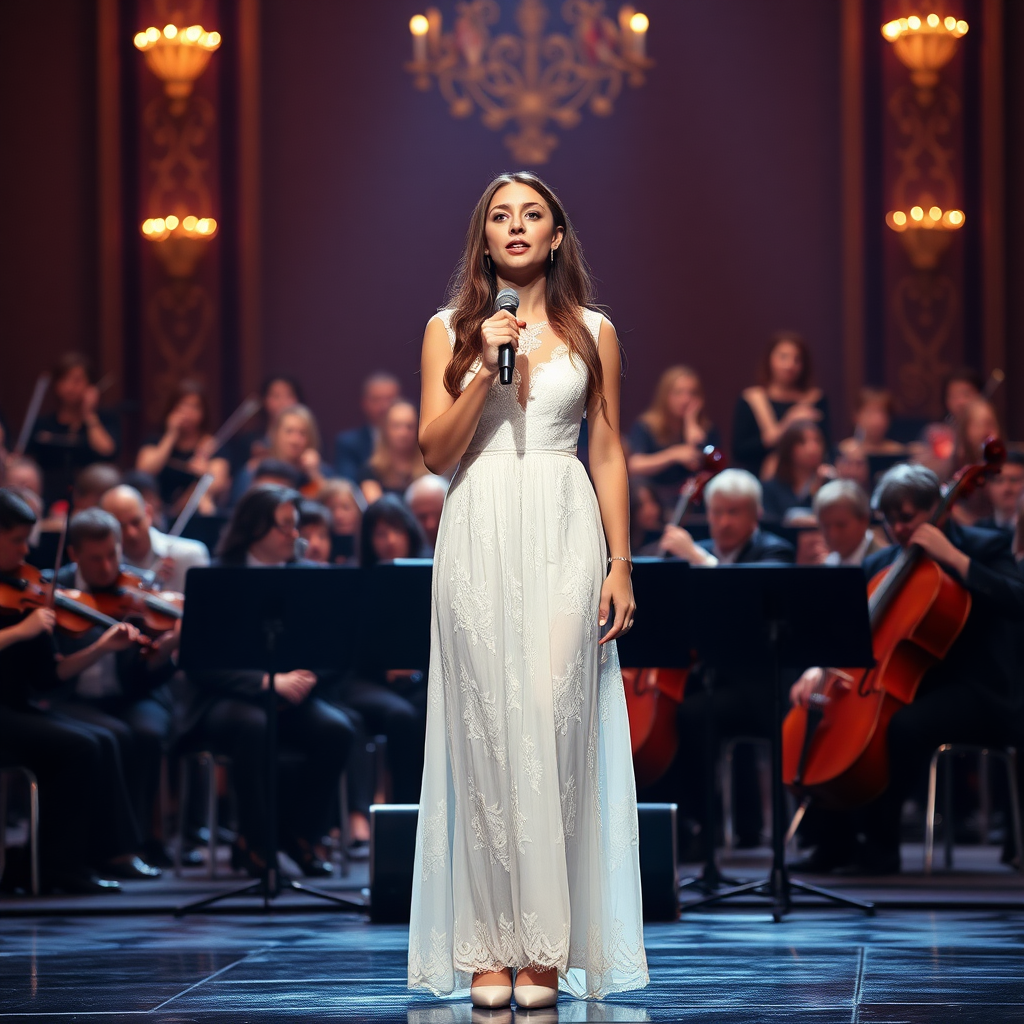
[2,906,1024,1021]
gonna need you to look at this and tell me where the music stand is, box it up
[175,566,367,915]
[680,565,875,921]
[616,558,692,669]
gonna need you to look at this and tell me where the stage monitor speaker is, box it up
[369,802,678,924]
[638,802,679,921]
[370,804,418,923]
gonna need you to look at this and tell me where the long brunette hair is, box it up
[443,172,605,415]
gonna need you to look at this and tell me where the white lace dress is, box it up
[407,307,648,1000]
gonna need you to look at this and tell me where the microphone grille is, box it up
[494,288,520,314]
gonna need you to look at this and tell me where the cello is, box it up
[782,438,1006,807]
[623,446,725,789]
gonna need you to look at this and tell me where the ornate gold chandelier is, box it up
[406,0,652,163]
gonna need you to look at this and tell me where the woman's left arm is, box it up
[587,318,635,645]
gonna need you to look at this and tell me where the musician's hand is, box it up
[13,608,56,640]
[782,403,821,427]
[274,669,317,704]
[659,524,711,565]
[910,523,970,578]
[598,562,635,645]
[152,628,179,657]
[789,667,823,707]
[99,622,141,652]
[155,556,176,584]
[480,310,525,376]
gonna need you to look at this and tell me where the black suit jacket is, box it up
[863,521,1024,717]
[334,424,374,482]
[697,529,795,565]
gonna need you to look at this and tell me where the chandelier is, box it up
[134,23,222,115]
[406,0,652,163]
[885,203,964,270]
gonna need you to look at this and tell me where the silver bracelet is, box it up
[607,556,632,565]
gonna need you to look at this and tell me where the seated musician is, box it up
[179,484,356,877]
[975,451,1024,536]
[232,374,304,475]
[659,468,794,565]
[791,464,1024,873]
[318,495,427,850]
[296,499,333,564]
[313,478,365,565]
[0,490,154,892]
[652,469,793,851]
[135,380,231,518]
[760,420,834,523]
[53,508,180,871]
[358,400,429,504]
[100,485,209,593]
[404,474,448,555]
[838,389,906,458]
[334,372,401,483]
[813,479,883,566]
[625,366,722,509]
[952,399,1003,525]
[27,353,119,510]
[4,456,44,506]
[231,405,329,503]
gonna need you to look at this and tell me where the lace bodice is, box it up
[435,307,604,456]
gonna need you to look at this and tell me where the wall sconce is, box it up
[134,23,222,114]
[141,215,218,277]
[881,13,968,104]
[885,204,964,270]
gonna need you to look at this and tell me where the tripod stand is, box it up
[174,566,366,916]
[679,566,876,921]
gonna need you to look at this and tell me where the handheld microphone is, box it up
[493,288,520,386]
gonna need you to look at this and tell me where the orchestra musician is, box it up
[813,479,884,566]
[231,405,329,503]
[100,485,209,593]
[232,375,304,474]
[52,508,180,871]
[176,484,356,877]
[358,400,429,504]
[790,464,1024,873]
[732,333,831,479]
[0,490,152,892]
[27,354,119,509]
[976,451,1024,536]
[135,380,231,518]
[761,419,834,522]
[333,372,401,482]
[403,474,447,554]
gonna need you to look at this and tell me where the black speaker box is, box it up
[369,801,678,924]
[369,804,418,923]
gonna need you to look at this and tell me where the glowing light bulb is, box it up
[134,31,148,49]
[956,20,968,34]
[907,15,921,29]
[146,26,160,42]
[186,25,202,41]
[153,218,166,232]
[165,215,180,230]
[410,14,429,35]
[928,206,941,221]
[911,206,924,221]
[892,211,907,226]
[927,13,939,27]
[946,210,964,226]
[164,24,177,38]
[630,12,650,33]
[183,215,198,231]
[206,31,221,47]
[944,16,956,30]
[882,20,901,40]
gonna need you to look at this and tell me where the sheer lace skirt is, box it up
[408,450,649,999]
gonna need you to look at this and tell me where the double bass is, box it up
[623,446,725,789]
[782,438,1006,807]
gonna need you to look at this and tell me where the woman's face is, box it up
[769,341,803,389]
[793,429,825,473]
[277,414,310,461]
[856,401,889,443]
[384,405,418,455]
[329,491,361,535]
[635,487,663,532]
[484,181,563,277]
[258,501,299,563]
[372,521,411,563]
[55,366,89,408]
[299,523,332,564]
[171,393,204,433]
[667,374,700,421]
[265,381,298,422]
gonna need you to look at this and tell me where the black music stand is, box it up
[680,565,876,921]
[175,566,367,915]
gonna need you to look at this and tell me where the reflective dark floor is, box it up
[3,909,1024,1022]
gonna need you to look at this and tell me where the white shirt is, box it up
[245,552,286,567]
[126,527,210,593]
[72,568,121,699]
[824,531,875,567]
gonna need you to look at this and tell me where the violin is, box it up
[623,446,726,789]
[782,437,1006,808]
[84,571,184,636]
[0,563,150,643]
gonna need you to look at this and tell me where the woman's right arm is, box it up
[418,312,520,475]
[137,427,178,475]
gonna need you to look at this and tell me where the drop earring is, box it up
[550,249,555,264]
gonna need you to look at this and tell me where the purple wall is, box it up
[260,0,844,454]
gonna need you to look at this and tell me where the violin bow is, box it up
[13,374,51,456]
[167,473,215,538]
